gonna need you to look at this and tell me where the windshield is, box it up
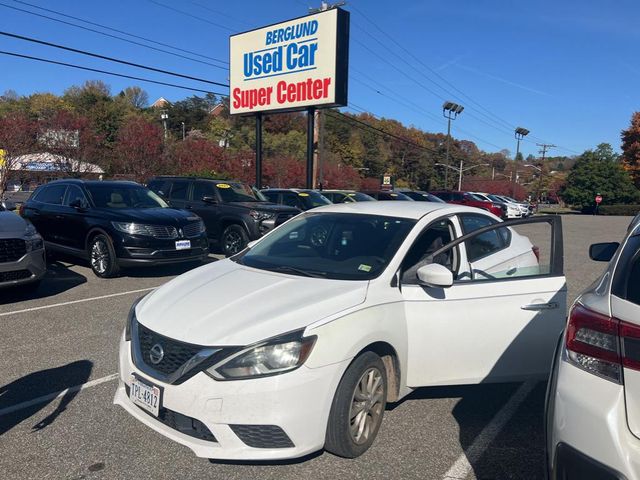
[468,193,487,202]
[86,184,168,209]
[488,195,505,203]
[346,192,375,202]
[299,191,332,209]
[217,182,264,202]
[235,213,416,280]
[404,191,445,203]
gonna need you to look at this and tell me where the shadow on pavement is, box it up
[0,261,87,305]
[123,256,218,278]
[0,360,93,436]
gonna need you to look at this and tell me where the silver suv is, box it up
[0,202,46,290]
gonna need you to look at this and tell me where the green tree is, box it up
[560,143,639,207]
[621,111,640,187]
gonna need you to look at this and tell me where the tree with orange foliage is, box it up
[621,111,640,188]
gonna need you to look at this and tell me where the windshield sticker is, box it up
[289,231,299,239]
[216,183,231,189]
[347,193,356,196]
[298,192,309,196]
[358,264,372,272]
[390,193,398,197]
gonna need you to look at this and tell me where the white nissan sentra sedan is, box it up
[114,201,567,460]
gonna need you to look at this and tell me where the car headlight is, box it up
[249,210,276,222]
[125,296,145,341]
[206,330,316,380]
[112,222,158,237]
[24,222,44,251]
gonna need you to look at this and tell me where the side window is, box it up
[148,180,171,198]
[36,185,67,205]
[401,219,457,284]
[627,254,640,306]
[192,182,216,201]
[63,185,88,207]
[170,181,189,201]
[437,192,450,201]
[460,214,509,262]
[453,193,465,201]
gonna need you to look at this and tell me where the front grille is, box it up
[146,225,178,239]
[125,385,217,442]
[0,239,27,263]
[275,213,296,226]
[0,269,32,282]
[137,323,203,376]
[230,424,294,449]
[182,221,205,238]
[161,249,199,259]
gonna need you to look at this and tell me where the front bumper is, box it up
[0,248,46,288]
[114,233,209,267]
[548,356,640,479]
[114,334,349,460]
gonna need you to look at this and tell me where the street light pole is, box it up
[435,161,489,191]
[181,122,185,140]
[512,127,530,197]
[160,110,169,142]
[442,101,464,190]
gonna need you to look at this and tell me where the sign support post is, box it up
[307,107,315,189]
[255,113,263,189]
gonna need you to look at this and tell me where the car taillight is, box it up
[532,245,540,261]
[566,303,640,383]
[18,204,24,216]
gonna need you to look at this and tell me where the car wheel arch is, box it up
[355,341,401,403]
[85,227,112,252]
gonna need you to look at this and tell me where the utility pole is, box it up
[535,143,555,204]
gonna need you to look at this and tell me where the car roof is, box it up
[151,176,240,183]
[306,199,484,219]
[43,179,139,187]
[261,188,314,193]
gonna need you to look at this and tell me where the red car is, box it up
[430,190,506,218]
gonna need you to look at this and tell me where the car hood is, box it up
[95,207,198,225]
[136,259,368,346]
[0,212,27,237]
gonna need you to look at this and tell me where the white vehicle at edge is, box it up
[471,192,521,219]
[114,201,566,460]
[546,221,640,479]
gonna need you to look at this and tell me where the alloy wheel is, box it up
[224,231,242,255]
[349,367,385,445]
[91,240,109,274]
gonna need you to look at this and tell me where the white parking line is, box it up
[0,287,156,317]
[0,373,118,417]
[442,380,537,480]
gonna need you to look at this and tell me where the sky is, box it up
[1,0,638,159]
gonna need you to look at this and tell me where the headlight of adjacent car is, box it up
[249,210,276,222]
[24,222,44,251]
[124,296,145,341]
[206,330,316,380]
[112,222,157,236]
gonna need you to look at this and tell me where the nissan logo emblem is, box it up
[149,343,164,365]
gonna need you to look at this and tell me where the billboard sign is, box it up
[229,8,349,115]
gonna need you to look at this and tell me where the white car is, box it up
[114,202,566,460]
[546,221,640,479]
[471,192,521,219]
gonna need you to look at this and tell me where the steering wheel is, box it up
[310,225,329,246]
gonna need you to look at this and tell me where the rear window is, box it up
[628,254,640,306]
[170,181,189,201]
[34,184,67,205]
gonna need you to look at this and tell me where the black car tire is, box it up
[325,352,387,458]
[221,225,249,257]
[88,234,120,278]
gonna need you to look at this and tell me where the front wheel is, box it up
[220,225,249,257]
[88,234,120,278]
[325,352,387,458]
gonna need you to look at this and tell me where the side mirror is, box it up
[202,195,217,204]
[416,263,454,288]
[70,199,87,210]
[589,242,619,262]
[1,200,17,211]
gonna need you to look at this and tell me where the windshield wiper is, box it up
[265,265,327,278]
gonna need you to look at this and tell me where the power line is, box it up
[0,1,228,71]
[10,0,229,65]
[0,50,227,96]
[145,0,234,32]
[0,30,230,88]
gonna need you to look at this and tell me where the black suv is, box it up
[22,180,209,277]
[147,177,299,256]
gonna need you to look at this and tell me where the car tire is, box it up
[88,234,120,278]
[325,351,387,458]
[221,225,249,257]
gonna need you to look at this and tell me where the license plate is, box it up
[129,375,162,417]
[175,240,191,250]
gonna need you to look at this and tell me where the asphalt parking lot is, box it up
[0,215,633,480]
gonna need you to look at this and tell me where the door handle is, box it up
[521,302,559,311]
